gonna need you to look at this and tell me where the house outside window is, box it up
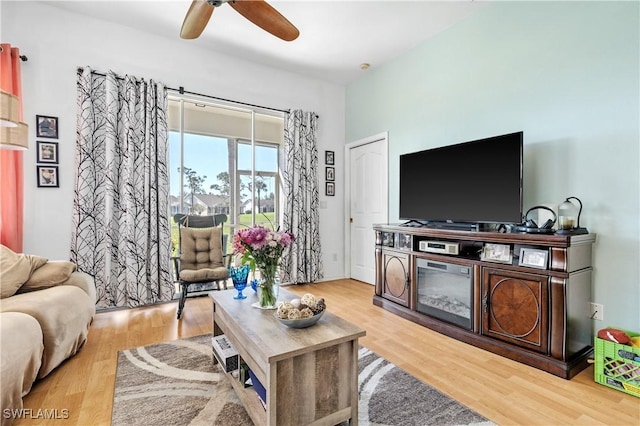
[167,97,284,254]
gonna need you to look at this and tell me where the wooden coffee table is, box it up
[210,287,366,426]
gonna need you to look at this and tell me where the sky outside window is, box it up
[238,142,278,172]
[169,132,278,198]
[169,132,228,196]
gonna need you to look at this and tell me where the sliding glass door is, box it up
[167,96,284,255]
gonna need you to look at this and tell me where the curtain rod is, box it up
[78,68,289,115]
[78,68,308,117]
[168,86,290,115]
[0,46,27,61]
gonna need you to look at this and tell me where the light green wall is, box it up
[346,1,639,330]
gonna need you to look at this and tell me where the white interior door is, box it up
[347,134,388,284]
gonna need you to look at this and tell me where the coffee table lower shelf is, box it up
[226,371,267,425]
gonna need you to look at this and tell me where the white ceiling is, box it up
[46,0,488,85]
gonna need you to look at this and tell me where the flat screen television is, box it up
[399,131,523,226]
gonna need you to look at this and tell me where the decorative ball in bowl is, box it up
[274,293,326,329]
[275,309,325,329]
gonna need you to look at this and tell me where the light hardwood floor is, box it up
[17,279,639,425]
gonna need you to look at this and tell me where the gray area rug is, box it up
[112,334,493,426]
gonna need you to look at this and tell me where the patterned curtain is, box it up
[72,67,172,308]
[281,110,323,284]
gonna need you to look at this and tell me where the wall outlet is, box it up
[590,302,604,321]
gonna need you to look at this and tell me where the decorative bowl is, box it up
[275,310,325,329]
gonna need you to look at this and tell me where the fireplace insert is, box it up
[415,258,473,330]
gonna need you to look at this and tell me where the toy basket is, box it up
[594,329,640,398]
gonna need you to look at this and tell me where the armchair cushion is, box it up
[179,227,225,271]
[179,266,229,282]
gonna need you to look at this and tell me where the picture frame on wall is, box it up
[325,150,334,165]
[36,115,59,139]
[325,166,335,181]
[37,165,59,188]
[325,182,335,196]
[36,140,59,164]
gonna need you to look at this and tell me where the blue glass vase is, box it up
[230,265,250,300]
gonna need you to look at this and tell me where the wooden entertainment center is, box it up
[373,224,596,379]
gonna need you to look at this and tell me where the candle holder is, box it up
[556,196,589,235]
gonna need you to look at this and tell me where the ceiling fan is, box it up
[180,0,299,42]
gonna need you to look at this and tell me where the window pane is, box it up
[169,132,229,215]
[237,142,278,172]
[237,142,279,229]
[237,173,253,229]
[254,174,276,229]
[257,145,278,173]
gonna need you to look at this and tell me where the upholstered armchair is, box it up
[173,215,230,319]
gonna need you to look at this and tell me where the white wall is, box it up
[2,1,346,281]
[346,2,639,330]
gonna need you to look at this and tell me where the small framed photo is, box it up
[481,243,512,263]
[380,232,394,247]
[325,150,335,165]
[397,233,412,250]
[36,141,59,164]
[325,167,335,181]
[37,166,59,188]
[36,115,59,139]
[519,248,548,269]
[325,181,335,196]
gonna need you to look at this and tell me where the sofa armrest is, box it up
[60,272,97,304]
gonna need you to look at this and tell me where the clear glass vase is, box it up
[257,263,279,309]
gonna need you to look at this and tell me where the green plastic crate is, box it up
[594,329,640,398]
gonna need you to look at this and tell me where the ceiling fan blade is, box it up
[228,0,299,42]
[180,0,215,39]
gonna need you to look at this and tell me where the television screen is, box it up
[399,132,523,225]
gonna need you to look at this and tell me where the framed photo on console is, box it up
[481,243,512,263]
[397,233,412,250]
[380,232,394,247]
[518,248,548,269]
